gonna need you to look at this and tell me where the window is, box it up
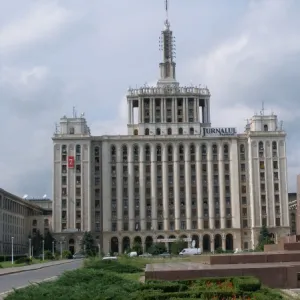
[264,124,268,131]
[178,128,183,135]
[69,127,75,134]
[189,127,194,135]
[134,129,138,135]
[156,128,161,135]
[145,128,149,135]
[168,128,172,135]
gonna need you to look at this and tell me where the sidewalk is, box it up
[0,260,74,276]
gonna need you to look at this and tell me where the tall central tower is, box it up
[158,0,178,87]
[126,0,211,137]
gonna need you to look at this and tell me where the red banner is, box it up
[68,156,74,168]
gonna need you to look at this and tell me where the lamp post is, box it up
[11,237,14,265]
[52,241,55,257]
[42,240,45,261]
[60,241,62,259]
[98,243,101,258]
[29,238,32,259]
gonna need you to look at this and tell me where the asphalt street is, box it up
[0,260,83,295]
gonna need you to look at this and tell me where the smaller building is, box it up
[0,189,52,256]
[27,197,52,236]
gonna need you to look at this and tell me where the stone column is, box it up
[128,100,132,124]
[162,144,169,230]
[151,145,157,229]
[210,235,215,253]
[173,145,180,230]
[139,145,146,231]
[222,233,226,251]
[219,146,226,229]
[184,144,191,230]
[117,146,123,231]
[207,144,214,229]
[196,144,203,229]
[128,145,134,231]
[183,98,186,122]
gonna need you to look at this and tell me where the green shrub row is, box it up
[233,277,261,292]
[141,282,188,292]
[0,255,27,262]
[84,259,143,273]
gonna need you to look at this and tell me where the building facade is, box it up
[52,6,290,254]
[0,189,50,256]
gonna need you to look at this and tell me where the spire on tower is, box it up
[158,0,177,85]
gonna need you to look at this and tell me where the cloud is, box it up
[185,0,300,190]
[0,1,75,54]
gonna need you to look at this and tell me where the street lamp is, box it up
[11,237,14,265]
[29,238,32,259]
[42,240,45,261]
[60,241,62,259]
[52,240,55,257]
[98,243,101,258]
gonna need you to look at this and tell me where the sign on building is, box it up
[156,238,192,243]
[202,127,237,137]
[68,156,75,168]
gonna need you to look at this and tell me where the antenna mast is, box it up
[165,0,169,21]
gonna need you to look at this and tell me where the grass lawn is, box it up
[0,258,51,268]
[4,256,286,300]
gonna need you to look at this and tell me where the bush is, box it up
[84,259,143,273]
[140,283,188,293]
[233,277,261,292]
[0,264,3,268]
[62,250,72,259]
[15,257,32,265]
[44,250,54,260]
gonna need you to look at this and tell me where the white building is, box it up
[52,5,290,254]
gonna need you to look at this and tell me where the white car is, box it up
[179,248,202,256]
[102,256,118,261]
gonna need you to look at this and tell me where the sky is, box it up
[0,0,299,198]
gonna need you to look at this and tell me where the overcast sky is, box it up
[0,0,299,198]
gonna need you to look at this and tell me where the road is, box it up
[0,260,82,296]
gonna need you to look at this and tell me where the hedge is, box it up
[233,277,261,292]
[140,283,188,293]
[83,259,143,273]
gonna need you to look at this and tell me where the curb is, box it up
[0,260,75,277]
[0,276,58,300]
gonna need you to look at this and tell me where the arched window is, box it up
[190,144,195,161]
[122,145,128,162]
[212,144,218,154]
[178,128,183,135]
[145,128,149,135]
[272,141,277,150]
[133,145,139,161]
[264,124,268,132]
[62,145,67,154]
[167,128,172,135]
[111,145,116,155]
[240,145,245,153]
[189,128,194,135]
[156,145,162,161]
[202,144,207,154]
[168,145,173,161]
[224,144,229,154]
[94,146,99,156]
[145,145,150,161]
[134,129,138,135]
[156,128,161,135]
[259,141,264,151]
[76,145,81,154]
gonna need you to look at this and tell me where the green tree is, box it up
[132,242,143,255]
[80,231,95,256]
[256,225,274,251]
[31,230,43,256]
[170,239,186,255]
[44,231,55,252]
[147,243,167,255]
